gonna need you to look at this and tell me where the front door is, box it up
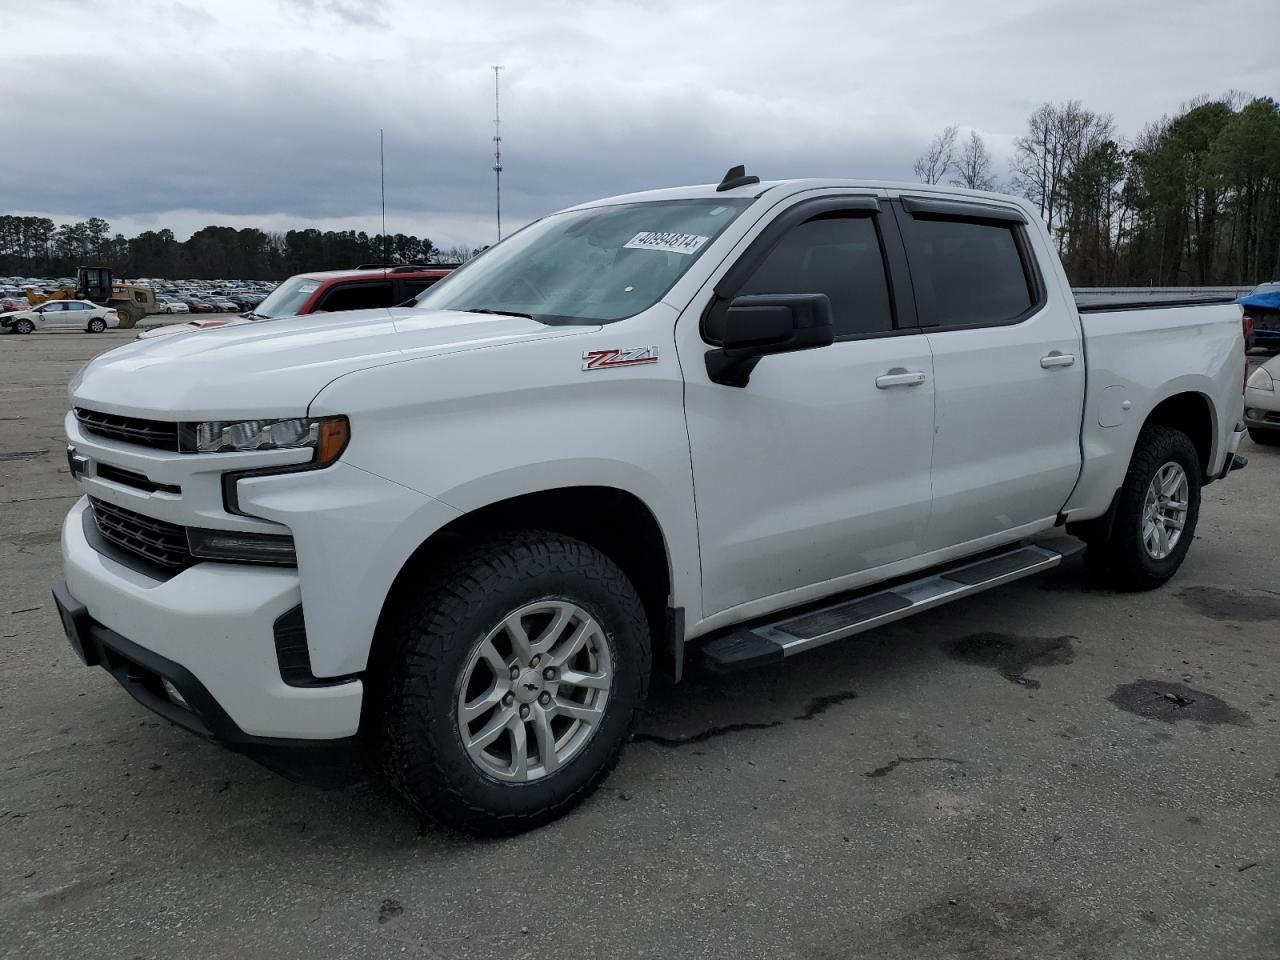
[681,196,936,620]
[38,302,68,328]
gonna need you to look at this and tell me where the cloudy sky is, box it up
[2,0,1277,250]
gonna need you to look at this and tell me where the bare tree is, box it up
[913,124,958,184]
[951,131,996,190]
[1012,101,1114,249]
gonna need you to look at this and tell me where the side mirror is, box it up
[705,293,835,387]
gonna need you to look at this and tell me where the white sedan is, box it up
[2,299,122,334]
[159,300,191,314]
[1245,356,1280,445]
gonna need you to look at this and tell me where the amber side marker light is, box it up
[316,416,351,466]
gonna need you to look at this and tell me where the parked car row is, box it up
[1,275,278,317]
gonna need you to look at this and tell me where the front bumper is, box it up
[61,497,363,743]
[1244,385,1280,433]
[52,579,357,785]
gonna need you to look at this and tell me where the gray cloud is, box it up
[2,0,1277,248]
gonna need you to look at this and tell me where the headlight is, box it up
[190,415,349,464]
[1247,366,1275,392]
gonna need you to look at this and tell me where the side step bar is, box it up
[701,537,1085,673]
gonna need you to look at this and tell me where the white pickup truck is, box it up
[55,169,1248,834]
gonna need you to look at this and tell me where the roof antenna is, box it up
[716,164,760,192]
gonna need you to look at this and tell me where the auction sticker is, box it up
[623,232,710,255]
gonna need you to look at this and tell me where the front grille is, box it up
[89,497,193,571]
[96,463,181,495]
[75,408,182,452]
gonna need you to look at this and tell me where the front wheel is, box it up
[113,303,143,329]
[1084,425,1202,591]
[13,318,33,335]
[374,531,651,835]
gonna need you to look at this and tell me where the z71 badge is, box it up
[581,346,660,371]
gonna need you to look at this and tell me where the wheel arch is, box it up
[371,485,678,679]
[1141,389,1216,479]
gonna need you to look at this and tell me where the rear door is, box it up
[681,194,936,618]
[892,195,1085,551]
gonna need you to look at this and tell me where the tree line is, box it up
[915,94,1280,286]
[0,217,476,281]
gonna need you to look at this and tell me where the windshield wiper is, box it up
[460,308,535,320]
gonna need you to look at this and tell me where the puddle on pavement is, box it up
[941,632,1075,689]
[1107,679,1250,725]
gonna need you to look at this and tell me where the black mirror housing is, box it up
[706,293,835,386]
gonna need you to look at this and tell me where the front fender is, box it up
[237,462,462,677]
[308,310,701,621]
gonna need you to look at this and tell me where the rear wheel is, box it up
[87,318,106,333]
[1084,425,1201,591]
[374,530,650,835]
[13,318,33,335]
[1247,427,1280,446]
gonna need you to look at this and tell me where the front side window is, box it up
[413,198,752,325]
[735,215,894,338]
[906,217,1035,327]
[315,282,394,312]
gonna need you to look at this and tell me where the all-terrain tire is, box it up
[373,530,650,836]
[1084,425,1201,591]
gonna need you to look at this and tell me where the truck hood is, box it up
[70,308,595,419]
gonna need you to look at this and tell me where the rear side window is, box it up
[735,215,894,338]
[314,282,394,313]
[904,217,1035,327]
[400,279,439,300]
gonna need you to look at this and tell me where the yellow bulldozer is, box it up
[25,266,158,329]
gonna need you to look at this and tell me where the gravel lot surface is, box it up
[2,331,1278,959]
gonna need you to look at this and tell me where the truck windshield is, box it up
[412,198,753,324]
[253,275,321,319]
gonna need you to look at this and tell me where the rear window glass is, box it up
[907,218,1034,327]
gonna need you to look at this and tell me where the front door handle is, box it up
[875,368,928,389]
[1041,352,1076,369]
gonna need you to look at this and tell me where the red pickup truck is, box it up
[139,264,456,339]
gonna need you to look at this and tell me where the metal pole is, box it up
[493,65,504,242]
[380,128,388,263]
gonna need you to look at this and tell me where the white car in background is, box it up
[2,299,121,334]
[160,300,191,314]
[1245,356,1280,445]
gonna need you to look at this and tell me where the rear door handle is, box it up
[875,368,927,389]
[1041,352,1076,368]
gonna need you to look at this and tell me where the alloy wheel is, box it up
[1141,461,1189,560]
[456,599,612,783]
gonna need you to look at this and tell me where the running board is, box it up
[700,537,1085,673]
